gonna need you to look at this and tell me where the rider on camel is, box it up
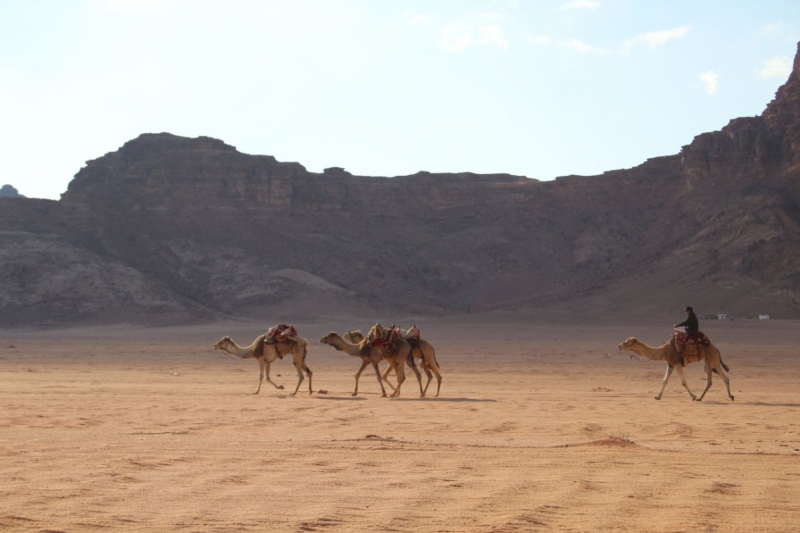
[674,306,699,337]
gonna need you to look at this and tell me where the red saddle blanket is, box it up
[673,331,710,347]
[368,327,402,348]
[267,324,298,341]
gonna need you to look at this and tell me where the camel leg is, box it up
[264,360,285,391]
[697,362,713,401]
[372,360,388,397]
[432,366,443,398]
[655,364,673,400]
[254,358,265,395]
[715,363,734,401]
[381,364,397,392]
[290,360,305,396]
[352,360,369,396]
[406,358,425,398]
[426,354,443,398]
[420,360,434,396]
[391,360,406,398]
[674,365,697,400]
[303,364,313,394]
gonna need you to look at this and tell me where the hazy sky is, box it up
[1,1,798,199]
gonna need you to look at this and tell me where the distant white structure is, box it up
[759,315,770,320]
[717,314,732,320]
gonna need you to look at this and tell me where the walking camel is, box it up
[345,330,442,397]
[213,334,313,395]
[319,332,423,397]
[618,336,733,401]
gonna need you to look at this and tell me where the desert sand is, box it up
[1,316,799,532]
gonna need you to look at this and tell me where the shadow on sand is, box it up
[392,397,497,403]
[741,401,800,408]
[314,395,367,401]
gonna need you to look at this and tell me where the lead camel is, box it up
[213,334,313,395]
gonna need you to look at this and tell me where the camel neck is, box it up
[225,337,259,358]
[632,341,669,361]
[330,336,362,356]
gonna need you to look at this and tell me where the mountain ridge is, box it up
[2,43,799,325]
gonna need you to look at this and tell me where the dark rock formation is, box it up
[0,185,24,198]
[2,43,800,325]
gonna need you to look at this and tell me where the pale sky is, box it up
[1,0,798,200]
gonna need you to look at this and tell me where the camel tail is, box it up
[711,349,730,374]
[431,347,440,370]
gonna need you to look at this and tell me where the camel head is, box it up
[618,337,639,352]
[213,336,232,351]
[319,332,342,347]
[344,330,364,343]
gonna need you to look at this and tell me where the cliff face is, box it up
[2,43,800,325]
[681,43,800,180]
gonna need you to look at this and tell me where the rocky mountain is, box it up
[2,43,799,325]
[0,185,24,198]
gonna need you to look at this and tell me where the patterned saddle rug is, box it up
[673,331,710,347]
[672,331,711,365]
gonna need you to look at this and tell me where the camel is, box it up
[213,334,313,395]
[618,336,733,402]
[345,330,442,397]
[318,332,423,397]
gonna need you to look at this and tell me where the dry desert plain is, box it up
[1,315,799,532]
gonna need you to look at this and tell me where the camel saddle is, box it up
[366,324,402,352]
[672,331,710,366]
[264,324,297,359]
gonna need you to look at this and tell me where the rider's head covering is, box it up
[685,306,694,312]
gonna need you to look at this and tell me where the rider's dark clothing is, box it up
[675,312,699,336]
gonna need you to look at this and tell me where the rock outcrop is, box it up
[0,185,24,198]
[2,43,800,325]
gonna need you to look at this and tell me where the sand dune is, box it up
[1,318,799,531]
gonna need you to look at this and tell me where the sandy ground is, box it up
[1,316,799,532]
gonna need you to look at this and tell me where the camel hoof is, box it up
[351,393,358,397]
[278,385,285,390]
[252,392,259,395]
[693,397,701,402]
[654,396,661,401]
[730,395,735,401]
